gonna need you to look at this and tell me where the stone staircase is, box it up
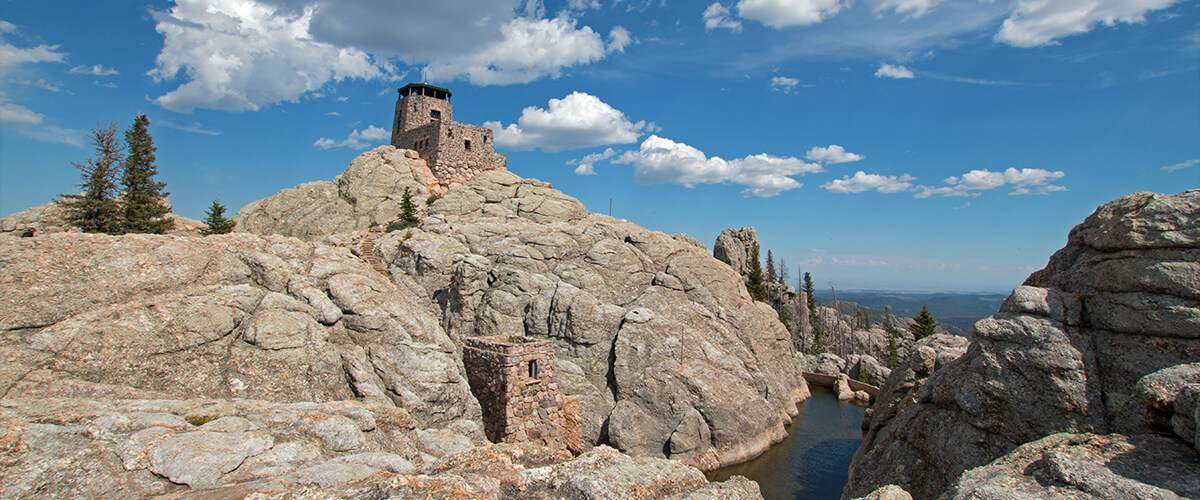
[358,230,390,277]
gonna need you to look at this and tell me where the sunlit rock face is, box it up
[843,189,1200,500]
[0,146,788,496]
[376,167,809,469]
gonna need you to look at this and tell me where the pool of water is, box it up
[706,387,865,500]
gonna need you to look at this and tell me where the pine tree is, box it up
[60,124,124,234]
[766,249,777,283]
[121,115,173,234]
[884,306,899,368]
[910,304,938,340]
[387,187,421,231]
[803,272,817,314]
[802,272,827,354]
[778,258,789,284]
[746,243,768,301]
[200,200,236,235]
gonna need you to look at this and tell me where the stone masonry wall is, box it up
[391,92,454,143]
[426,122,506,187]
[462,336,570,446]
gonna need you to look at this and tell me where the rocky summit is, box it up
[843,189,1200,499]
[0,146,808,498]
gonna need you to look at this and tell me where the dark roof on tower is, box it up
[398,83,452,99]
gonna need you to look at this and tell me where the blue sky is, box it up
[1,0,1197,292]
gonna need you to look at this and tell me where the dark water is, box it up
[706,387,864,500]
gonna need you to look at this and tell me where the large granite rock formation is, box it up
[0,232,481,430]
[362,168,809,470]
[0,216,761,496]
[234,147,436,239]
[843,190,1200,499]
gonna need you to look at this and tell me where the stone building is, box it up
[462,336,573,446]
[390,83,507,187]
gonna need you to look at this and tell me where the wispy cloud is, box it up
[1161,159,1199,173]
[919,70,1023,86]
[1138,65,1199,81]
[156,118,221,136]
[20,124,86,148]
[69,64,119,76]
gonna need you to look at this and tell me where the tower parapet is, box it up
[391,83,506,188]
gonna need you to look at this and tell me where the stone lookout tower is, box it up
[462,336,573,446]
[390,83,507,187]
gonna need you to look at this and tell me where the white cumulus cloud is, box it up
[703,3,743,32]
[736,0,845,28]
[822,171,915,194]
[425,16,612,85]
[613,135,823,197]
[996,0,1179,48]
[770,76,800,93]
[806,144,864,164]
[914,167,1067,197]
[567,147,617,175]
[875,63,914,79]
[485,91,654,152]
[149,0,394,113]
[313,125,389,150]
[607,26,634,54]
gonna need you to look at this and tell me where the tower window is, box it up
[464,140,472,150]
[430,109,441,120]
[528,359,539,378]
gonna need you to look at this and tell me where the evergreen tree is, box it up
[121,115,173,234]
[60,124,124,234]
[387,187,421,231]
[778,258,789,284]
[802,272,827,354]
[910,304,938,340]
[766,249,777,283]
[803,272,817,314]
[746,243,768,301]
[200,200,236,235]
[884,306,899,368]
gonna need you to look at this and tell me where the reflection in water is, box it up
[706,387,865,500]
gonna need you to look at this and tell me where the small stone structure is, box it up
[462,336,571,445]
[390,83,507,188]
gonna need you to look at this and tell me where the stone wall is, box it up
[391,92,454,142]
[426,122,506,187]
[462,336,572,447]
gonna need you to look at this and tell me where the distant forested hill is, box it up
[812,290,1007,336]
